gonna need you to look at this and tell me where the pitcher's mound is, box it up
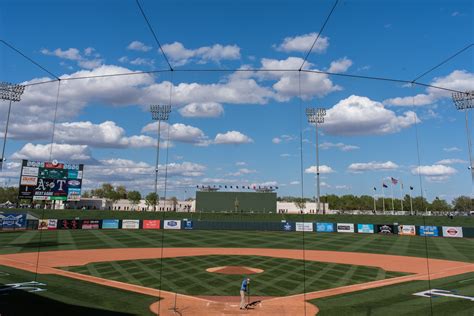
[206,266,264,274]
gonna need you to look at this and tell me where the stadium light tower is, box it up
[0,82,25,171]
[306,107,326,214]
[150,105,171,211]
[452,90,474,197]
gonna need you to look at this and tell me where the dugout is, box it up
[195,191,277,213]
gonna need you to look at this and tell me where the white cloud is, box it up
[178,102,224,118]
[384,70,474,106]
[162,42,240,66]
[290,181,300,185]
[142,122,209,145]
[129,58,154,67]
[319,142,359,151]
[127,41,152,52]
[328,57,353,73]
[41,47,103,69]
[272,137,282,144]
[214,131,253,145]
[348,161,399,173]
[305,165,334,174]
[251,181,278,187]
[436,158,467,165]
[11,143,93,162]
[259,57,341,100]
[335,185,350,190]
[411,164,457,182]
[236,162,247,166]
[443,147,461,152]
[323,95,418,136]
[280,153,291,158]
[228,168,257,176]
[275,33,329,53]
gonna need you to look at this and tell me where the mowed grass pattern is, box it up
[1,230,473,262]
[62,255,407,296]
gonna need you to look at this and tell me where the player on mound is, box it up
[240,277,250,309]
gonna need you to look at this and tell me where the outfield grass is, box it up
[311,272,474,316]
[1,230,473,262]
[3,208,474,226]
[62,255,406,296]
[0,265,157,315]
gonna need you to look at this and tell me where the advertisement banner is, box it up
[81,220,100,230]
[44,162,64,169]
[39,168,68,179]
[357,224,374,234]
[281,222,293,231]
[377,224,395,234]
[398,225,416,236]
[58,219,82,229]
[38,219,57,230]
[34,178,69,200]
[442,226,463,238]
[67,188,82,201]
[316,222,334,232]
[420,226,439,237]
[164,220,181,230]
[18,185,35,198]
[183,220,193,230]
[337,223,354,233]
[22,166,39,176]
[20,176,38,186]
[122,219,139,229]
[295,222,313,232]
[143,220,161,229]
[102,219,119,229]
[0,214,26,230]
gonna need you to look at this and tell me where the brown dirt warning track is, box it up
[0,248,473,315]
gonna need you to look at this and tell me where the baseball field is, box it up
[0,212,473,315]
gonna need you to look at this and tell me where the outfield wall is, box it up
[2,214,472,238]
[195,191,277,213]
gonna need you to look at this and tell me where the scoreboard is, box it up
[18,160,84,201]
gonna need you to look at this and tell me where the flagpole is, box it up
[373,187,377,213]
[400,181,404,212]
[390,183,395,213]
[381,181,386,212]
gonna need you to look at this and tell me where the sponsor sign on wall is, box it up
[0,214,26,230]
[38,219,57,230]
[337,223,354,233]
[357,224,374,234]
[183,220,193,230]
[102,219,119,229]
[81,220,100,230]
[58,219,82,229]
[398,225,416,236]
[377,224,395,234]
[295,222,313,232]
[419,226,439,237]
[316,222,334,232]
[164,220,181,230]
[281,222,293,231]
[442,226,463,238]
[143,220,161,229]
[121,219,139,229]
[18,160,84,201]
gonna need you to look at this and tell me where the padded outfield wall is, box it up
[195,191,277,213]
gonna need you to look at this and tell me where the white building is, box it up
[277,202,330,214]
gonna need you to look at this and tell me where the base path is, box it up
[0,248,472,316]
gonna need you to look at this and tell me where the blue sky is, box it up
[0,0,472,202]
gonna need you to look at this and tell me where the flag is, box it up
[373,187,377,191]
[410,186,414,190]
[382,183,388,188]
[225,185,227,188]
[391,177,398,185]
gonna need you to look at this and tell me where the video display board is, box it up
[18,160,84,201]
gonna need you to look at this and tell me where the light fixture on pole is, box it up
[306,107,326,214]
[452,90,474,198]
[0,82,25,171]
[150,104,171,211]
